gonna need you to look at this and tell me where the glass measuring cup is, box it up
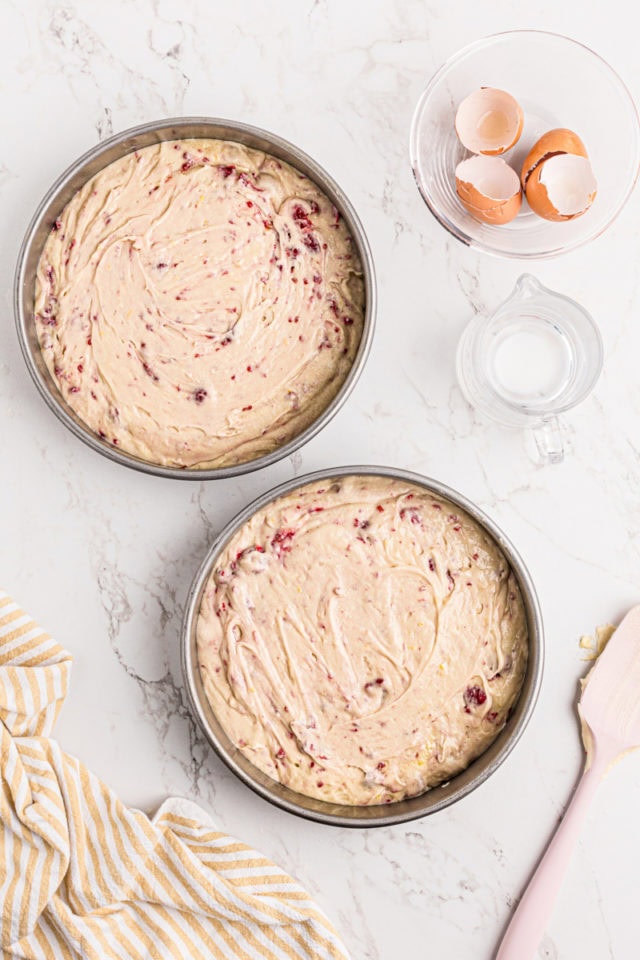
[456,275,603,463]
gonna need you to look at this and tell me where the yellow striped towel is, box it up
[0,592,350,960]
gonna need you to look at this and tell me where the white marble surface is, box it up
[2,2,640,957]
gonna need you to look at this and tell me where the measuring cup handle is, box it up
[532,416,564,464]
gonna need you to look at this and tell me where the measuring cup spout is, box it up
[512,273,544,301]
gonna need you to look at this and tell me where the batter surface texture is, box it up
[35,139,364,468]
[196,475,529,805]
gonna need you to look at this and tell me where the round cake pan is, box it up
[182,465,544,827]
[14,118,376,480]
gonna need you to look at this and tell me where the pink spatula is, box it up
[496,605,640,960]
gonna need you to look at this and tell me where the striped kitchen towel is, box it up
[0,592,350,960]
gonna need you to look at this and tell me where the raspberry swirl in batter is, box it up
[35,139,364,468]
[196,475,528,805]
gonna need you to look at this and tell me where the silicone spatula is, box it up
[496,605,640,960]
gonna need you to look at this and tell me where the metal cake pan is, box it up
[182,465,544,827]
[14,117,376,479]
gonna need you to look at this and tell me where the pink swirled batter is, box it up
[35,139,364,468]
[196,475,528,805]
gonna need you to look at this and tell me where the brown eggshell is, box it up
[524,153,597,221]
[455,155,522,225]
[457,189,522,225]
[520,128,589,188]
[455,87,524,156]
[524,164,568,220]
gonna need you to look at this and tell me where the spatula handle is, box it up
[495,746,610,960]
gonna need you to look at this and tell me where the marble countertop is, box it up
[2,2,639,957]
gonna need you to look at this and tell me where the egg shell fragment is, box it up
[525,153,598,221]
[521,128,589,188]
[455,87,524,156]
[455,155,522,225]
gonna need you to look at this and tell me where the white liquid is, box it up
[490,321,572,403]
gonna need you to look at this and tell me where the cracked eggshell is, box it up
[520,128,597,220]
[520,128,589,189]
[455,155,522,225]
[455,87,524,156]
[525,154,598,221]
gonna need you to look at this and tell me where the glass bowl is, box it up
[410,31,640,259]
